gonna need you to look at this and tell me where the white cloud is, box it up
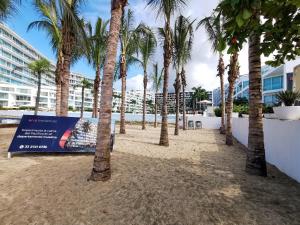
[114,74,148,91]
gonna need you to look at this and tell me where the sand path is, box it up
[0,126,300,225]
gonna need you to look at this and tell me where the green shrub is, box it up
[263,105,274,114]
[214,108,222,117]
[275,90,300,106]
[233,105,249,115]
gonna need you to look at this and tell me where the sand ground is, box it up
[0,125,300,225]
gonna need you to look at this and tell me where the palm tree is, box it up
[86,18,109,118]
[147,0,188,146]
[0,0,21,20]
[191,86,208,112]
[225,52,239,145]
[151,63,163,128]
[118,8,139,134]
[76,78,93,118]
[28,58,51,115]
[58,0,88,117]
[198,14,226,134]
[136,24,157,130]
[89,0,128,182]
[28,0,62,116]
[173,15,194,135]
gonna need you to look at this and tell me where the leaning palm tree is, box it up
[118,8,139,134]
[89,0,128,182]
[28,58,51,115]
[198,14,226,134]
[76,78,93,118]
[86,18,109,118]
[151,63,164,128]
[147,0,188,146]
[28,0,62,116]
[173,15,194,135]
[136,24,157,130]
[0,0,21,20]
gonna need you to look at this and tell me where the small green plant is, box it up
[263,105,274,114]
[275,90,300,106]
[214,107,222,117]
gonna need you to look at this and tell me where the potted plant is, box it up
[273,90,300,120]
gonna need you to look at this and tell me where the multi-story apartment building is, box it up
[213,58,300,106]
[112,90,155,114]
[0,23,94,109]
[155,91,213,114]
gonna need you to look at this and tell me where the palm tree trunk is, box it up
[246,29,267,176]
[181,67,186,130]
[60,25,73,117]
[226,52,239,145]
[89,0,126,182]
[55,52,63,116]
[142,70,147,130]
[182,85,186,130]
[92,66,101,118]
[174,73,181,135]
[34,72,41,116]
[120,54,126,134]
[80,86,84,118]
[219,54,226,134]
[154,91,157,128]
[159,23,172,146]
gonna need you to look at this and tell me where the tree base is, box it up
[226,135,233,146]
[246,157,267,177]
[120,130,126,134]
[159,140,169,147]
[88,169,111,182]
[220,127,226,134]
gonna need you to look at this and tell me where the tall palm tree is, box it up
[28,58,51,115]
[225,52,239,145]
[198,14,226,134]
[76,78,93,118]
[136,24,157,130]
[246,11,267,176]
[118,8,139,134]
[147,0,188,146]
[151,63,164,128]
[89,0,128,182]
[191,86,208,112]
[173,15,194,135]
[28,0,63,116]
[86,18,109,118]
[58,0,88,117]
[0,0,21,20]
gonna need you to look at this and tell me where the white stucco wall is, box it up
[185,115,221,129]
[232,117,300,183]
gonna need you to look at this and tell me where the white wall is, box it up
[185,115,221,129]
[232,117,300,183]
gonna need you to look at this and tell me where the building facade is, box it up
[112,90,155,114]
[0,23,94,109]
[213,58,300,106]
[155,91,213,114]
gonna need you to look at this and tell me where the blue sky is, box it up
[4,0,252,91]
[5,0,141,80]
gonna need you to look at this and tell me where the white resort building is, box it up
[0,23,95,110]
[0,23,155,113]
[213,57,300,106]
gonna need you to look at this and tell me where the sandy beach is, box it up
[1,125,300,225]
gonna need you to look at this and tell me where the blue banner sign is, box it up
[8,115,114,153]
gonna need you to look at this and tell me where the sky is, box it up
[4,0,254,92]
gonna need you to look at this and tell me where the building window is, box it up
[263,95,278,105]
[263,76,283,91]
[0,93,8,99]
[16,95,31,101]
